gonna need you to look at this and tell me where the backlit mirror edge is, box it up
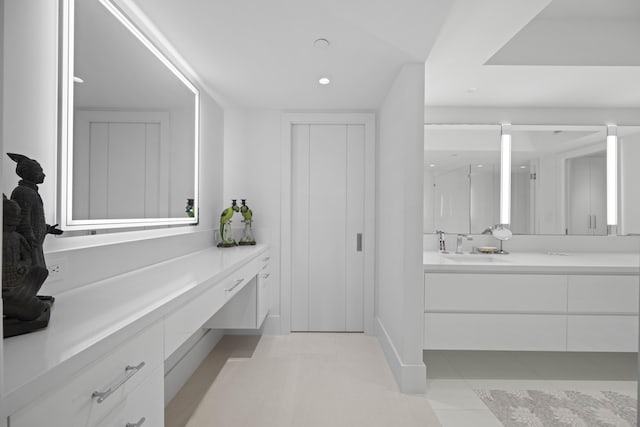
[424,123,623,236]
[58,0,200,231]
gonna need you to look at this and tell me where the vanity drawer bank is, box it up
[423,251,640,352]
[3,244,269,426]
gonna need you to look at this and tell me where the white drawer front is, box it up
[225,256,260,299]
[164,256,261,356]
[425,273,567,313]
[10,323,163,427]
[257,251,272,326]
[568,275,639,314]
[164,279,227,357]
[95,365,164,427]
[567,315,638,352]
[424,313,566,351]
[257,276,271,327]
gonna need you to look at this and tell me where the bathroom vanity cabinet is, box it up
[3,245,270,427]
[423,252,640,352]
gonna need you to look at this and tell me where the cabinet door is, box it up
[424,313,566,351]
[9,323,162,427]
[567,315,638,352]
[425,273,567,313]
[568,275,638,314]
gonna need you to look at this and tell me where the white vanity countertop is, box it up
[424,251,640,275]
[2,244,268,414]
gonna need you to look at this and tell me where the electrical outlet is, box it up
[46,257,67,282]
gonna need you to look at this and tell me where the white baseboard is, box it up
[375,316,426,394]
[262,314,281,335]
[164,329,224,405]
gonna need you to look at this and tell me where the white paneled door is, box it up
[74,110,170,220]
[567,154,606,235]
[291,124,365,332]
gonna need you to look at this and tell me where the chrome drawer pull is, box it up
[261,273,271,279]
[126,417,146,427]
[91,361,146,404]
[262,256,270,262]
[224,278,244,293]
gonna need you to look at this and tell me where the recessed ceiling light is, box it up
[520,165,527,169]
[314,38,330,48]
[429,164,436,168]
[73,76,84,83]
[318,77,330,85]
[476,164,484,168]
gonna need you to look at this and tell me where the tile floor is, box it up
[166,334,637,427]
[166,333,443,427]
[424,350,638,427]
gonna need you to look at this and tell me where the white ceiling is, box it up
[426,0,640,108]
[130,0,451,110]
[122,0,640,110]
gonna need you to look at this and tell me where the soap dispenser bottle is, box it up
[436,230,446,253]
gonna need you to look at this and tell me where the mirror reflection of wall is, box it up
[619,126,640,235]
[424,125,500,234]
[510,126,607,235]
[68,0,197,225]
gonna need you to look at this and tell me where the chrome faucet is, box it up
[455,234,473,254]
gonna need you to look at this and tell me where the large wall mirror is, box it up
[510,126,607,235]
[59,0,199,231]
[424,125,501,234]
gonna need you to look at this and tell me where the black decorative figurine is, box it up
[3,153,60,337]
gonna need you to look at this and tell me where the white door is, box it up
[567,154,606,235]
[291,124,365,332]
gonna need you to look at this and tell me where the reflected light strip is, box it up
[98,0,198,95]
[500,131,511,225]
[607,132,618,225]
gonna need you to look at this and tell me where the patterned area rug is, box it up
[475,389,637,427]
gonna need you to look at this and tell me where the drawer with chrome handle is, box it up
[224,278,245,293]
[8,323,163,427]
[126,417,146,427]
[92,361,146,404]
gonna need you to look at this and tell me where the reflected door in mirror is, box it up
[73,111,170,220]
[566,154,606,235]
[433,166,470,233]
[619,127,640,234]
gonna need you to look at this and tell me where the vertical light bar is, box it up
[607,125,618,228]
[500,124,512,225]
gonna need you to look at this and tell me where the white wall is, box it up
[223,108,281,332]
[1,0,226,409]
[376,63,426,393]
[2,0,58,222]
